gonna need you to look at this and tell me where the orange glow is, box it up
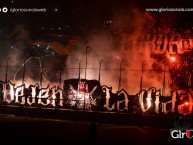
[170,56,176,62]
[147,98,151,108]
[185,102,189,105]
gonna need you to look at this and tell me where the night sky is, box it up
[1,0,193,36]
[0,0,117,36]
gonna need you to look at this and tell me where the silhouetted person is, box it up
[174,113,190,129]
[88,121,97,145]
[28,85,33,103]
[35,83,40,105]
[183,116,190,129]
[23,84,29,106]
[0,81,3,105]
[174,113,184,129]
[55,86,60,107]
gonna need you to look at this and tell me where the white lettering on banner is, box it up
[117,89,129,111]
[38,87,50,105]
[15,85,24,104]
[122,34,193,54]
[154,90,160,113]
[139,87,155,112]
[0,81,193,114]
[27,86,36,105]
[103,86,115,111]
[50,87,56,106]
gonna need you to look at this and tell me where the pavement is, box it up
[0,114,193,145]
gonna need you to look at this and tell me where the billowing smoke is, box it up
[0,3,172,95]
[0,24,45,86]
[66,5,167,95]
[0,24,28,82]
[113,7,166,94]
[65,31,120,91]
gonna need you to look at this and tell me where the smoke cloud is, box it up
[0,2,174,95]
[66,4,168,95]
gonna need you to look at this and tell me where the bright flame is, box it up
[170,56,176,62]
[185,102,189,105]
